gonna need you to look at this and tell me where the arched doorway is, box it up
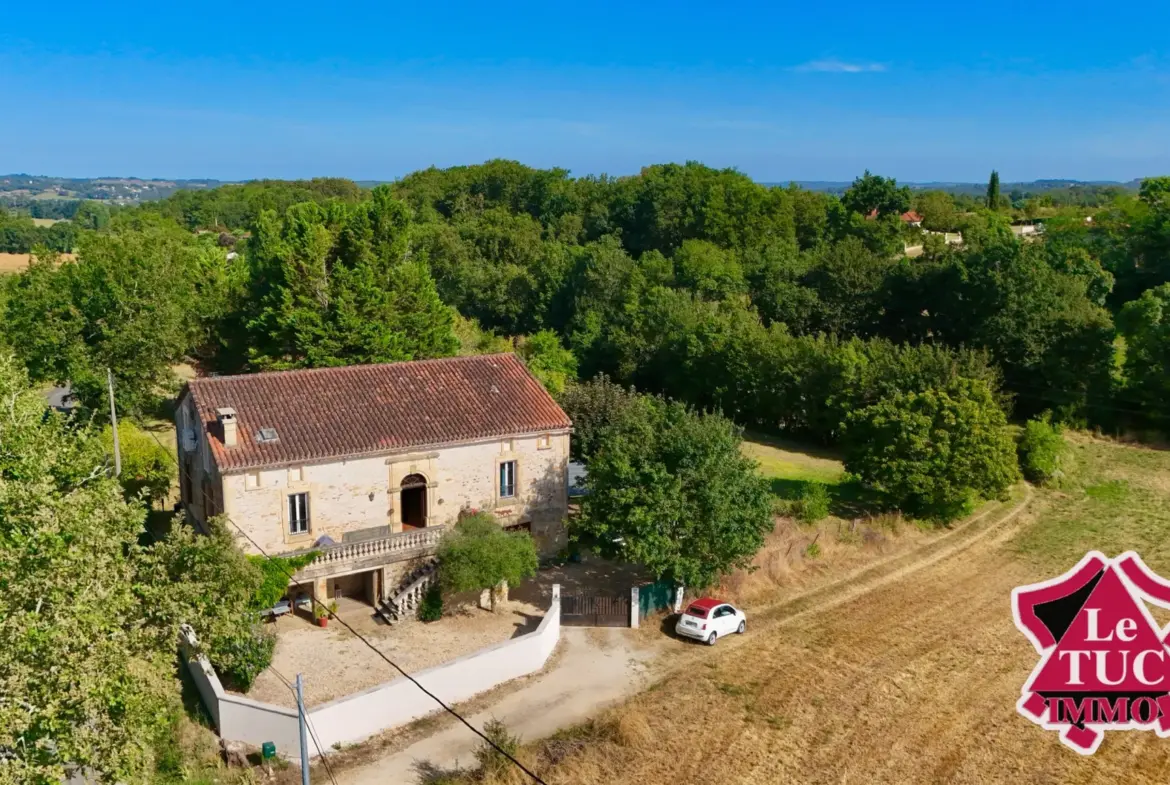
[400,474,428,530]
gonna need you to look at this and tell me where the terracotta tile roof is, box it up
[901,210,924,223]
[184,354,572,473]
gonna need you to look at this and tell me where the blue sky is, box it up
[2,1,1169,182]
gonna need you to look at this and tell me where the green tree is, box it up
[101,421,173,507]
[453,314,513,356]
[0,354,172,783]
[742,240,819,332]
[840,170,911,218]
[557,375,639,461]
[6,224,204,413]
[437,513,538,611]
[136,518,273,691]
[804,235,894,336]
[913,190,960,232]
[73,200,111,231]
[246,189,458,369]
[575,395,772,588]
[518,330,577,395]
[1118,283,1170,424]
[671,239,746,300]
[842,379,1019,522]
[987,170,1001,211]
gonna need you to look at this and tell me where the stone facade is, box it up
[175,395,570,603]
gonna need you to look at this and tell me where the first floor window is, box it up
[288,492,310,534]
[499,460,516,498]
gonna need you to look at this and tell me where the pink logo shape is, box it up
[1013,551,1170,754]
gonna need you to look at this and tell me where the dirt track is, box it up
[329,479,1170,784]
[557,486,1170,785]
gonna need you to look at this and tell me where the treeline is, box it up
[141,177,366,231]
[0,202,114,253]
[0,198,84,220]
[0,208,77,253]
[4,161,1170,437]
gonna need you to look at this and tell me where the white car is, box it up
[674,598,746,645]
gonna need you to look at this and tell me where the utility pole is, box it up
[106,368,121,476]
[296,673,310,785]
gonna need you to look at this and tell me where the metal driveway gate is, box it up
[560,594,630,627]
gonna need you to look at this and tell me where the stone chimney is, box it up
[216,407,238,448]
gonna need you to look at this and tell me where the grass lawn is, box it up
[1013,432,1170,573]
[741,433,880,519]
[740,433,845,485]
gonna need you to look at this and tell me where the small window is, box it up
[288,466,304,483]
[685,604,711,619]
[257,427,279,443]
[537,433,551,450]
[245,471,261,490]
[288,492,310,535]
[499,461,516,498]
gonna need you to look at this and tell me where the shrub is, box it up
[797,482,831,523]
[211,627,276,692]
[100,421,173,507]
[438,513,538,611]
[418,582,443,622]
[1017,415,1067,485]
[474,719,521,781]
[843,379,1019,523]
[805,541,821,559]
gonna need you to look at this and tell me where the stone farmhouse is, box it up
[174,354,572,611]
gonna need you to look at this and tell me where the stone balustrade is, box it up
[292,525,447,580]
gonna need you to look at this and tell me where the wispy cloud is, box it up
[690,119,780,132]
[793,59,886,74]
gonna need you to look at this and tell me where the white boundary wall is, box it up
[180,624,301,755]
[180,586,561,758]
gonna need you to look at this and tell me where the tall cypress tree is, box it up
[987,170,1001,211]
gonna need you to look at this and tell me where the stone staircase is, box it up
[381,560,439,622]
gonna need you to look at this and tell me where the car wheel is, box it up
[706,631,718,646]
[737,620,746,635]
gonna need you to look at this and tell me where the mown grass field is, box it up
[0,251,76,272]
[740,434,846,486]
[460,434,1170,785]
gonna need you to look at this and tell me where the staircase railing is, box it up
[385,562,440,621]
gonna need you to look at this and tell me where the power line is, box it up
[270,668,338,785]
[131,414,550,785]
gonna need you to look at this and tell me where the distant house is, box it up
[174,354,573,608]
[866,209,923,227]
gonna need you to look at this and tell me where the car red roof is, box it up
[687,598,724,612]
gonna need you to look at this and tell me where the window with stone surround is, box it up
[288,492,310,535]
[499,460,517,498]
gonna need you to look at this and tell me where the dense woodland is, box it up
[2,160,1170,782]
[4,161,1169,436]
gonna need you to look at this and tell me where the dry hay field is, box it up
[0,251,76,272]
[471,434,1170,785]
